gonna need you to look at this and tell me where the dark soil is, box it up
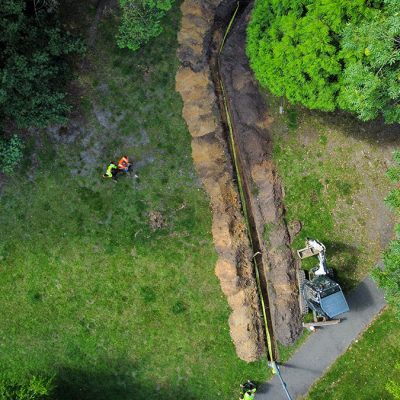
[176,0,302,361]
[219,3,302,346]
[176,0,266,361]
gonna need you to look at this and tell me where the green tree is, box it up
[372,151,400,318]
[0,0,85,129]
[339,0,400,123]
[116,0,174,51]
[247,0,400,122]
[247,0,380,111]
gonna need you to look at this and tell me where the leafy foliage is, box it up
[0,135,23,174]
[248,0,399,123]
[116,0,174,51]
[386,363,400,399]
[0,7,269,399]
[372,152,400,318]
[247,0,378,111]
[0,375,54,400]
[0,0,85,129]
[339,0,400,123]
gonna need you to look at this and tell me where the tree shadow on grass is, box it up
[317,240,360,290]
[305,108,400,147]
[54,364,198,400]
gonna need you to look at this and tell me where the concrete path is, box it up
[256,277,386,400]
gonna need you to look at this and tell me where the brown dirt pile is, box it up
[176,0,302,359]
[219,4,302,345]
[176,0,265,362]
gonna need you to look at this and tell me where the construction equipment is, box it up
[297,238,349,322]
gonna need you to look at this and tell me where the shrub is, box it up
[0,135,24,174]
[116,0,174,51]
[339,0,400,123]
[372,151,400,318]
[0,0,85,129]
[0,375,54,400]
[247,0,399,123]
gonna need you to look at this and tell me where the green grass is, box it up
[263,95,400,398]
[268,99,395,289]
[273,133,358,287]
[306,308,400,400]
[0,6,268,400]
[277,330,310,362]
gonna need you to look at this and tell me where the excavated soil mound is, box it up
[176,0,264,362]
[220,4,302,345]
[176,0,301,360]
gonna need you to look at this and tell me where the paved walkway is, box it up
[256,277,386,399]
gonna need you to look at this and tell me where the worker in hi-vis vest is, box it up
[118,155,138,178]
[240,381,257,400]
[118,155,131,172]
[103,161,118,180]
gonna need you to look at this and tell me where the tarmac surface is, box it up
[256,277,386,400]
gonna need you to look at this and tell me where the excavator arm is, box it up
[297,238,329,276]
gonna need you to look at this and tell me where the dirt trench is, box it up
[175,0,301,361]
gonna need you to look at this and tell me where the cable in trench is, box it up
[217,3,293,399]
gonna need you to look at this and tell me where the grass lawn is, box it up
[264,95,400,398]
[306,308,400,400]
[267,97,399,289]
[0,6,268,399]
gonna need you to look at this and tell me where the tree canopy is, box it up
[339,0,400,123]
[116,0,174,51]
[247,0,399,123]
[0,0,84,129]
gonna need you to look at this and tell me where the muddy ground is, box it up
[176,0,266,362]
[176,0,302,361]
[219,3,302,345]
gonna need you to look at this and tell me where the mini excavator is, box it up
[297,238,349,327]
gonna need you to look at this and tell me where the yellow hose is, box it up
[217,2,276,370]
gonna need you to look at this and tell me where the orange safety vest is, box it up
[118,156,129,170]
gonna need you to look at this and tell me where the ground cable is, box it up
[217,3,293,399]
[218,0,275,367]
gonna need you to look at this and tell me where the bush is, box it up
[247,0,399,123]
[339,0,400,123]
[0,135,23,174]
[0,375,54,400]
[0,0,85,129]
[372,151,400,318]
[116,0,174,51]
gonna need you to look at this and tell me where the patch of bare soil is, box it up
[148,211,166,231]
[176,0,302,359]
[176,0,265,362]
[219,4,301,345]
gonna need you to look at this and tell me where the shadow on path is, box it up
[256,277,386,400]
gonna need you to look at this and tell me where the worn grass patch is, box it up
[265,96,400,398]
[0,6,268,400]
[306,308,400,400]
[268,97,398,289]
